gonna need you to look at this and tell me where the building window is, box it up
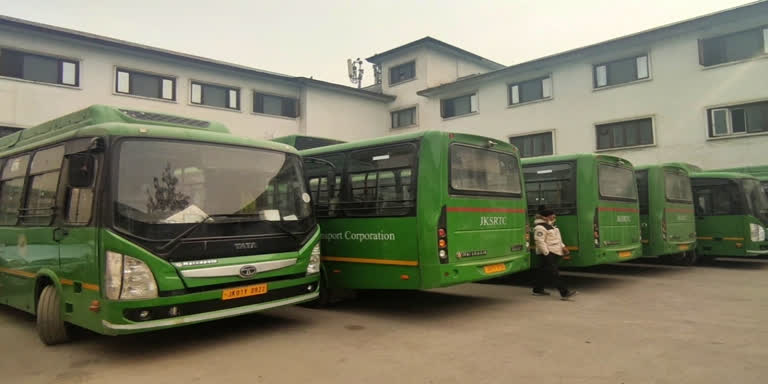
[115,68,175,100]
[391,107,416,129]
[389,61,415,86]
[191,82,239,110]
[596,118,654,150]
[253,92,299,118]
[699,27,768,67]
[441,93,478,118]
[708,100,768,137]
[509,132,554,158]
[0,48,78,86]
[509,76,552,105]
[594,55,649,88]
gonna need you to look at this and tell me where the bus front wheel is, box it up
[679,250,697,266]
[36,285,70,345]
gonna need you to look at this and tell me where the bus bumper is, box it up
[435,252,529,288]
[99,275,319,335]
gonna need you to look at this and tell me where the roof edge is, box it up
[366,36,504,69]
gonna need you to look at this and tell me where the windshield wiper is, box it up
[157,213,256,251]
[258,219,302,242]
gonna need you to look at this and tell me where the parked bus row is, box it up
[2,106,766,345]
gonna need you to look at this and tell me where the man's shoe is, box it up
[532,289,551,296]
[560,290,578,300]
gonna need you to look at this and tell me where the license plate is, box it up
[222,284,268,300]
[483,263,507,274]
[619,251,633,258]
[678,244,689,251]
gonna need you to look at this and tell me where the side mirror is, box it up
[68,154,95,188]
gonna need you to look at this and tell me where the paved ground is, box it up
[1,258,767,384]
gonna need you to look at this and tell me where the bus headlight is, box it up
[751,224,766,242]
[307,244,321,275]
[105,251,158,300]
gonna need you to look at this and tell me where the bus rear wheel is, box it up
[36,285,70,345]
[678,250,697,266]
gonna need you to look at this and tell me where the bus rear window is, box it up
[598,164,637,201]
[523,162,577,214]
[450,145,521,196]
[664,171,693,203]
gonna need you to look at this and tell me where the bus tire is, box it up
[679,250,697,266]
[36,285,70,345]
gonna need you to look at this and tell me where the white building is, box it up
[2,1,768,168]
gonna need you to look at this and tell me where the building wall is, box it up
[0,25,387,142]
[424,16,768,169]
[303,86,388,141]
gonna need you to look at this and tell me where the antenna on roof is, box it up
[347,58,364,88]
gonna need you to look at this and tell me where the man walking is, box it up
[532,207,577,300]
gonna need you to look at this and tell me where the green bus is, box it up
[522,154,643,267]
[298,132,529,303]
[272,135,345,150]
[0,106,321,344]
[635,164,697,265]
[690,171,768,259]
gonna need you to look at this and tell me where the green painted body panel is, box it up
[301,131,529,290]
[0,105,320,337]
[690,172,768,257]
[636,164,696,258]
[523,154,643,268]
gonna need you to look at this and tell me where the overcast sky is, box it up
[0,0,756,86]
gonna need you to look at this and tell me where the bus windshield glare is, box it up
[598,164,637,201]
[450,145,521,195]
[115,140,311,239]
[743,179,768,225]
[664,171,693,203]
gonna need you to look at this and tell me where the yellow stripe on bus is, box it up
[0,267,35,279]
[82,283,100,291]
[723,237,745,241]
[322,256,418,267]
[697,236,713,240]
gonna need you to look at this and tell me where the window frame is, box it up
[252,91,300,119]
[0,47,80,87]
[593,54,650,89]
[507,75,553,106]
[20,145,65,226]
[594,116,656,151]
[440,92,479,119]
[698,26,768,68]
[508,130,555,158]
[523,160,578,216]
[390,106,418,129]
[388,61,416,86]
[597,163,638,202]
[114,67,177,101]
[706,99,768,139]
[190,80,241,111]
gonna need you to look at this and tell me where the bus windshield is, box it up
[743,179,768,225]
[114,140,312,240]
[450,145,521,195]
[598,164,637,201]
[664,171,693,203]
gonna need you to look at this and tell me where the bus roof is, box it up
[299,131,516,156]
[635,163,693,173]
[521,153,633,167]
[0,105,298,156]
[689,171,759,180]
[710,165,768,178]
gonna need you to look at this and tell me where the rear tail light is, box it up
[662,212,668,241]
[438,206,448,264]
[525,223,530,248]
[593,208,601,247]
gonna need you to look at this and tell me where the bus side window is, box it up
[64,154,96,225]
[0,155,30,226]
[22,146,65,226]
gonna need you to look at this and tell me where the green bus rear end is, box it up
[523,154,643,267]
[300,132,529,292]
[0,106,321,344]
[690,172,768,258]
[635,164,697,262]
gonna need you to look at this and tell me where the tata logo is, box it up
[480,216,507,226]
[239,265,258,278]
[234,242,258,250]
[616,215,631,223]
